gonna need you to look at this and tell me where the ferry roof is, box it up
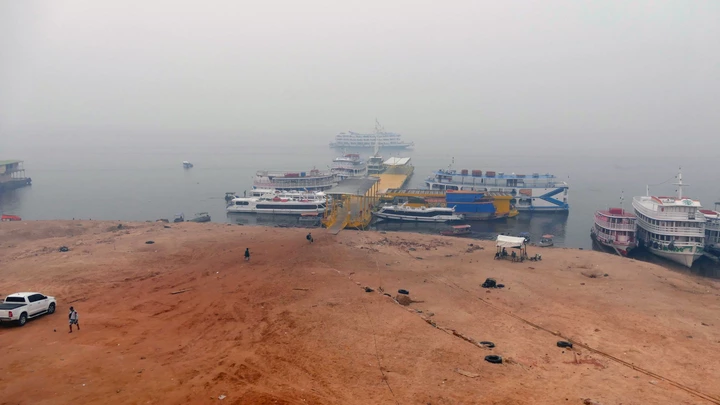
[384,157,410,166]
[649,196,702,207]
[325,177,379,196]
[432,169,556,179]
[597,209,635,218]
[0,160,22,166]
[700,209,720,219]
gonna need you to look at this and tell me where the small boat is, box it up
[173,213,185,223]
[190,212,211,223]
[183,161,194,169]
[374,204,463,223]
[537,234,554,247]
[440,224,472,237]
[1,214,22,221]
[299,212,320,222]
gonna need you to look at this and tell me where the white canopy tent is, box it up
[496,235,526,248]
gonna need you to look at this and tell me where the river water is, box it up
[1,137,718,275]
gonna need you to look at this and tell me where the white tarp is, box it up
[496,235,526,248]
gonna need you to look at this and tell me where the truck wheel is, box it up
[18,313,28,327]
[48,303,56,314]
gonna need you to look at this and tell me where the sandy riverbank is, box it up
[1,221,719,405]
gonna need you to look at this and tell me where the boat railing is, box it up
[594,228,634,245]
[594,215,636,231]
[636,217,705,237]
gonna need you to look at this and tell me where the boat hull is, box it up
[374,212,462,223]
[647,247,702,268]
[227,207,325,215]
[590,230,633,256]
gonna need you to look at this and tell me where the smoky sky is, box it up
[1,0,719,155]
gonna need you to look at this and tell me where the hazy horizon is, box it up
[2,0,719,158]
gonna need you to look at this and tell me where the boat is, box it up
[374,204,463,223]
[537,235,554,247]
[0,160,32,192]
[330,120,413,149]
[190,212,211,223]
[1,214,22,221]
[227,192,327,215]
[700,202,720,254]
[425,165,569,212]
[331,153,368,180]
[591,203,637,256]
[440,224,472,236]
[367,137,386,175]
[173,213,184,223]
[632,170,705,268]
[253,169,337,192]
[183,161,194,169]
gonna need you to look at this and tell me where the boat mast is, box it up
[620,190,625,214]
[673,167,686,199]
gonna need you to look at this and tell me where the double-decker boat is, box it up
[253,169,337,192]
[632,170,704,267]
[331,153,368,179]
[591,206,637,256]
[425,166,569,212]
[374,204,463,223]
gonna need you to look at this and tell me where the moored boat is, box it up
[425,166,569,212]
[632,170,705,268]
[183,161,194,169]
[227,191,327,215]
[374,204,463,223]
[190,212,211,223]
[700,202,720,254]
[440,224,471,236]
[253,169,337,192]
[537,235,554,247]
[331,153,368,179]
[591,207,636,256]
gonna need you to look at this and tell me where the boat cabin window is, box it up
[235,201,250,206]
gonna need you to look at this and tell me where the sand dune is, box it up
[1,221,719,405]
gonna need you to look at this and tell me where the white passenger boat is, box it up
[374,204,463,223]
[330,120,414,149]
[253,169,337,192]
[632,170,705,267]
[227,191,327,215]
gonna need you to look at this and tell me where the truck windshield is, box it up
[5,297,26,303]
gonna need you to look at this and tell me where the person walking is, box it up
[68,306,80,333]
[244,248,250,261]
[306,232,314,243]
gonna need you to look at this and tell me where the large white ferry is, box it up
[331,153,368,180]
[227,191,327,215]
[374,204,463,223]
[253,169,337,191]
[329,121,414,149]
[632,171,705,268]
[425,166,569,212]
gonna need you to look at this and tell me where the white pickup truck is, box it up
[0,292,57,326]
